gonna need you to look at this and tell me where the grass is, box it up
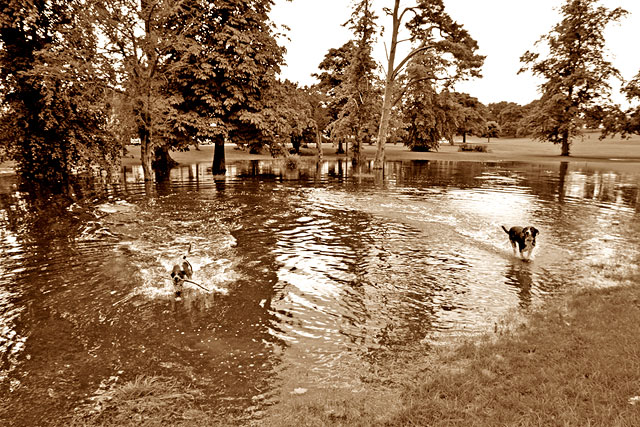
[68,376,222,427]
[262,279,640,426]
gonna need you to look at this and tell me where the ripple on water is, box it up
[1,160,639,423]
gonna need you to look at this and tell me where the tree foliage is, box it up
[326,0,380,164]
[169,0,285,174]
[0,0,119,182]
[519,0,627,156]
[482,120,501,142]
[373,0,484,167]
[1,0,285,181]
[451,92,487,143]
[617,71,640,136]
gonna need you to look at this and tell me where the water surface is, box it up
[1,159,639,425]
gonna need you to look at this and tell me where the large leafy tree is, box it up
[400,83,458,151]
[519,0,627,156]
[0,0,118,182]
[171,0,285,174]
[83,0,219,181]
[373,0,484,168]
[255,80,321,157]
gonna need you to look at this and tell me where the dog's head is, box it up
[522,226,539,244]
[171,264,185,284]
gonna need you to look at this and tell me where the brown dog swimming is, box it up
[170,256,193,298]
[501,225,539,261]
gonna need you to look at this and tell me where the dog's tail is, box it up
[501,225,510,234]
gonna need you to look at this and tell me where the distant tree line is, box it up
[1,0,640,183]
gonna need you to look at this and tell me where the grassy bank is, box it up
[263,282,640,426]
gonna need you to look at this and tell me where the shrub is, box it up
[284,154,301,170]
[458,143,489,152]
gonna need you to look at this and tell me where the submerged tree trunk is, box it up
[561,130,571,156]
[152,145,177,180]
[352,128,364,165]
[139,127,154,181]
[316,128,323,163]
[373,0,401,170]
[374,79,394,169]
[212,135,226,174]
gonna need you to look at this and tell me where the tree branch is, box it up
[392,75,450,107]
[391,44,435,80]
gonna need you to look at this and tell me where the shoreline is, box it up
[2,136,639,176]
[121,135,640,174]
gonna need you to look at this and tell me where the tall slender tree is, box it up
[519,0,627,156]
[329,0,379,164]
[373,0,483,168]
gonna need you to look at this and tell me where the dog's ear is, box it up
[531,227,539,237]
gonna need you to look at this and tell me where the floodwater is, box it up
[1,159,639,425]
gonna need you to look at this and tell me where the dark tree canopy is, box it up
[1,0,285,181]
[0,0,119,182]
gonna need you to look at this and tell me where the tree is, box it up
[482,121,501,142]
[327,0,380,164]
[314,41,356,154]
[497,103,526,137]
[256,80,321,157]
[170,0,285,175]
[452,92,487,143]
[0,0,119,182]
[57,0,206,182]
[373,0,484,168]
[401,84,458,151]
[519,0,627,156]
[618,71,640,135]
[487,101,527,137]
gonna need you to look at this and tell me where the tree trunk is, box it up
[374,80,394,169]
[352,128,364,165]
[139,128,154,181]
[316,128,323,163]
[212,135,226,174]
[561,130,571,156]
[152,145,177,180]
[373,0,401,170]
[336,139,345,154]
[462,132,467,143]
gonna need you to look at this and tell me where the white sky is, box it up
[270,0,640,106]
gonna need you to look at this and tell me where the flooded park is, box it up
[1,158,639,425]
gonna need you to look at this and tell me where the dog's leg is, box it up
[511,241,518,257]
